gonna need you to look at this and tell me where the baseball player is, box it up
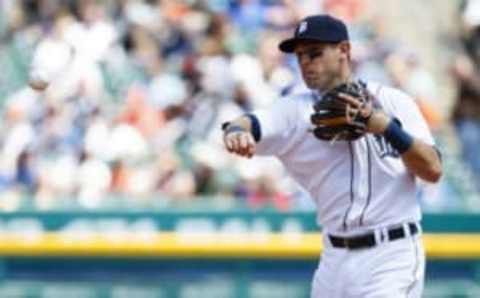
[222,15,442,297]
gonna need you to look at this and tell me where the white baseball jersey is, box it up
[253,81,434,235]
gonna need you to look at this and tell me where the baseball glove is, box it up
[310,81,373,142]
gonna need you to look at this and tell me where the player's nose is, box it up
[298,55,310,68]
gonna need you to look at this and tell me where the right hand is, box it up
[223,130,256,158]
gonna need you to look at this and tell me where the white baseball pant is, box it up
[311,227,425,298]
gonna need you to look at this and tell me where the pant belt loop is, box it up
[377,227,388,244]
[377,227,383,243]
[374,229,382,244]
[403,222,411,238]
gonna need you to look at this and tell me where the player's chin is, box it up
[305,79,321,90]
[304,76,328,91]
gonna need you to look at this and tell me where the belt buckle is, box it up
[343,238,351,248]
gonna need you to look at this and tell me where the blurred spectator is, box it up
[461,0,480,65]
[385,50,442,130]
[77,150,112,209]
[450,0,480,190]
[246,175,290,211]
[15,149,37,194]
[451,54,480,190]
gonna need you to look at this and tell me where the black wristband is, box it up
[221,121,231,131]
[383,118,414,154]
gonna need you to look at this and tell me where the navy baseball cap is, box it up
[279,15,349,53]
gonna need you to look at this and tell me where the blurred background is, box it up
[0,0,479,297]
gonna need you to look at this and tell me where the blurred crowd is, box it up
[0,0,470,212]
[451,0,480,193]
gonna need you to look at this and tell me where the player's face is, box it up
[294,41,350,91]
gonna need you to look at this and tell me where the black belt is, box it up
[328,222,419,250]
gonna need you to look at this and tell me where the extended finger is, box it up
[226,134,240,153]
[239,133,253,156]
[224,135,234,152]
[239,133,248,149]
[228,133,248,156]
[338,93,362,108]
[232,134,244,153]
[345,105,358,123]
[359,101,374,118]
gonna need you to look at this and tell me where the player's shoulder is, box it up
[285,91,314,102]
[257,90,312,123]
[280,82,313,102]
[276,89,314,108]
[364,81,406,98]
[364,81,415,110]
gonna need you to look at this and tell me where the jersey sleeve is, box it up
[252,97,300,156]
[382,88,435,145]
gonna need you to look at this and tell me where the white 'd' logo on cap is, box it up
[298,21,308,34]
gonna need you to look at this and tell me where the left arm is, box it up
[368,112,442,183]
[402,140,442,182]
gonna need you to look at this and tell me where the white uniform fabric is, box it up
[252,81,433,298]
[312,229,425,298]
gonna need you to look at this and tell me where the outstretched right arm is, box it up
[222,97,299,158]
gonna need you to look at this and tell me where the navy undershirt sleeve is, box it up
[245,113,261,142]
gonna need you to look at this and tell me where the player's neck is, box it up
[324,68,353,91]
[333,76,353,87]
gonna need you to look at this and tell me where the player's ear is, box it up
[338,41,351,61]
